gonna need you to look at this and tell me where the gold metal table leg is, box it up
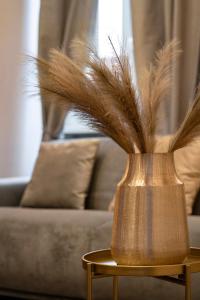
[87,263,93,300]
[113,276,119,300]
[185,264,191,300]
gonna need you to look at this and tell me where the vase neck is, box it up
[121,153,181,186]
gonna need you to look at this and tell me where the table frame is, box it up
[82,248,200,300]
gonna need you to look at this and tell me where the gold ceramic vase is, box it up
[111,153,189,266]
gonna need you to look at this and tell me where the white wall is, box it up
[0,0,42,178]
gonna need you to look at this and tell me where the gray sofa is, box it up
[0,138,200,300]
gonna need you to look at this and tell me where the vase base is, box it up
[111,249,189,266]
[112,256,188,266]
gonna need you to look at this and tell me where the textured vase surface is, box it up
[111,153,189,266]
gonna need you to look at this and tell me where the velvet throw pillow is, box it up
[155,136,200,214]
[21,139,99,209]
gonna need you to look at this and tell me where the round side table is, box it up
[82,247,200,300]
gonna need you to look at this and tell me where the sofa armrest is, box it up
[0,177,30,207]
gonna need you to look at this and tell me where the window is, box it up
[21,0,42,174]
[64,0,135,137]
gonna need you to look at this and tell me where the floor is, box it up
[0,298,22,300]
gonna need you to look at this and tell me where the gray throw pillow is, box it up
[20,139,99,209]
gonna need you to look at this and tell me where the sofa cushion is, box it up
[86,138,127,210]
[0,207,112,298]
[0,208,199,300]
[21,139,98,209]
[188,215,200,245]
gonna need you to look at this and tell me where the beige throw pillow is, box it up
[21,139,99,209]
[156,136,200,214]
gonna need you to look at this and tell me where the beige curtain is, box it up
[131,0,200,133]
[39,0,97,141]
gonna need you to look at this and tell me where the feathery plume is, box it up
[30,39,199,154]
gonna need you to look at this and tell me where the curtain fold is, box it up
[130,0,200,133]
[38,0,97,141]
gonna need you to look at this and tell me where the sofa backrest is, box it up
[86,138,127,210]
[193,189,200,215]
